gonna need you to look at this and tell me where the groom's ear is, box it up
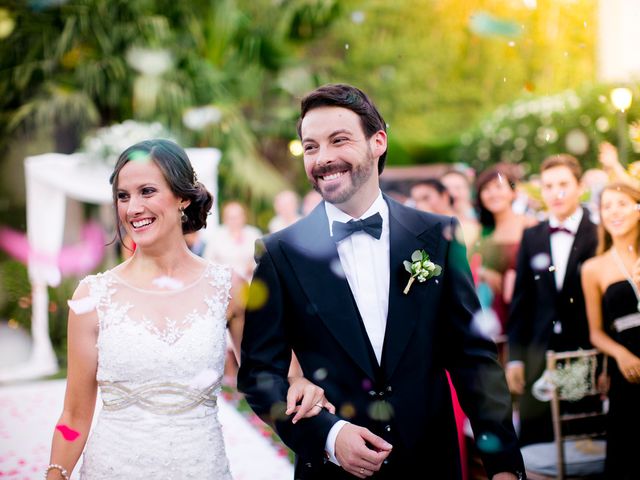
[370,130,387,161]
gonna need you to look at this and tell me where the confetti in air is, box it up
[476,432,502,453]
[67,296,97,315]
[152,276,184,290]
[55,425,80,442]
[471,309,501,340]
[129,150,151,163]
[241,279,269,311]
[350,11,365,24]
[330,259,346,278]
[469,11,522,38]
[313,368,328,382]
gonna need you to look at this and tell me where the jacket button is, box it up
[385,425,391,432]
[386,385,393,393]
[368,390,376,397]
[305,462,312,468]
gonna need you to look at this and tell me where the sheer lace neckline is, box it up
[109,263,210,294]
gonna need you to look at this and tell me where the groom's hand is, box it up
[335,424,392,478]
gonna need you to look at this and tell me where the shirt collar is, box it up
[325,191,388,237]
[549,206,583,234]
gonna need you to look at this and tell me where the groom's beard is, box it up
[310,151,376,205]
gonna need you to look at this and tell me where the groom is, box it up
[238,84,524,479]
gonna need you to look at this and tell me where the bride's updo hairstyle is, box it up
[110,139,213,235]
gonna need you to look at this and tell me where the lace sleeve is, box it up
[67,273,110,328]
[204,263,233,323]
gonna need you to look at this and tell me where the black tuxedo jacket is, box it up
[238,195,524,479]
[508,211,598,381]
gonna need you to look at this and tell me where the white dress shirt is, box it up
[323,191,391,464]
[548,207,582,290]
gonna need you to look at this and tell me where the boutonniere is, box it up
[403,249,442,295]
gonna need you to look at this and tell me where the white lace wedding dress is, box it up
[78,262,233,479]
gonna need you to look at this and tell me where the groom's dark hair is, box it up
[297,83,388,174]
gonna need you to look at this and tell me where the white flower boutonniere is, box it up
[403,249,442,295]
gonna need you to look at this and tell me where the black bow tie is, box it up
[549,225,574,235]
[332,212,383,243]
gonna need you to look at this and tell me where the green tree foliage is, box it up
[0,0,340,204]
[302,0,596,163]
[456,82,640,175]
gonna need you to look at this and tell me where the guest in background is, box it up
[441,169,482,251]
[599,141,640,189]
[581,167,609,225]
[203,200,262,386]
[302,189,323,216]
[507,154,597,446]
[410,178,456,216]
[581,181,640,480]
[204,201,262,282]
[441,168,478,222]
[121,233,136,260]
[268,189,302,233]
[472,164,536,335]
[185,231,206,256]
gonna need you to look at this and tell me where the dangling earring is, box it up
[180,207,188,223]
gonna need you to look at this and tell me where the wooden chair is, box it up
[522,349,607,480]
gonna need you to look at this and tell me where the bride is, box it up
[45,139,331,479]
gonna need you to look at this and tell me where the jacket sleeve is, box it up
[440,217,525,478]
[236,239,337,460]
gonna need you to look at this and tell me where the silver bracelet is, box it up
[44,464,70,480]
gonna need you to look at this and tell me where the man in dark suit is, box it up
[507,154,598,446]
[238,84,524,479]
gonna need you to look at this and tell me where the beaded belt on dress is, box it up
[98,380,220,415]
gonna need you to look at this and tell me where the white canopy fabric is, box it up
[0,148,220,382]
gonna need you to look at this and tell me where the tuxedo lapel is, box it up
[561,213,594,294]
[532,222,558,294]
[382,197,445,381]
[278,204,377,380]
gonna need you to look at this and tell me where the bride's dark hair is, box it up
[110,139,213,246]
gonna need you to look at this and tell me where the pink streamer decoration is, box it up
[58,221,105,275]
[0,221,105,276]
[0,227,30,264]
[55,424,80,441]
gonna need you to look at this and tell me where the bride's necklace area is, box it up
[611,247,640,312]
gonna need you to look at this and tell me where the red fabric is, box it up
[447,371,468,480]
[469,252,482,287]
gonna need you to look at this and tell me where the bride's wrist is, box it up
[44,464,70,480]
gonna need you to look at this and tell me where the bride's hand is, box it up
[286,376,336,424]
